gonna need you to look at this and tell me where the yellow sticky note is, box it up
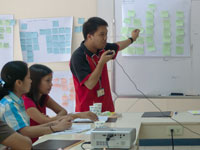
[148,4,156,11]
[128,10,136,17]
[176,11,184,18]
[176,46,184,55]
[161,11,169,18]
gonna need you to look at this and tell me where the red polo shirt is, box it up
[70,41,119,112]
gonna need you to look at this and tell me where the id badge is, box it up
[97,88,105,97]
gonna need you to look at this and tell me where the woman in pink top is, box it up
[23,64,98,141]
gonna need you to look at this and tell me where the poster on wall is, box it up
[19,17,73,63]
[0,15,15,70]
[121,0,191,57]
[47,70,75,116]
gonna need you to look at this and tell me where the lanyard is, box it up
[91,57,102,89]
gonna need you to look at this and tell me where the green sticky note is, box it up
[6,27,11,33]
[176,46,184,55]
[146,27,154,35]
[146,36,154,45]
[138,27,144,34]
[161,11,169,18]
[133,19,141,26]
[176,11,184,18]
[0,27,4,33]
[148,4,156,10]
[136,47,144,55]
[3,43,9,48]
[176,28,184,36]
[121,27,128,35]
[4,20,10,26]
[162,45,171,56]
[163,37,171,44]
[135,37,144,44]
[146,20,154,27]
[176,36,184,44]
[176,19,184,27]
[147,45,156,52]
[0,42,2,48]
[124,18,131,24]
[0,20,3,25]
[163,29,171,37]
[123,47,136,55]
[128,10,136,17]
[128,27,135,33]
[146,11,154,20]
[0,34,4,39]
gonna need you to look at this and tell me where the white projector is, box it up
[91,127,136,149]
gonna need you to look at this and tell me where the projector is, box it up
[91,127,136,149]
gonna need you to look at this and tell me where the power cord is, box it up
[115,59,200,137]
[170,129,175,150]
[106,134,114,148]
[81,141,91,150]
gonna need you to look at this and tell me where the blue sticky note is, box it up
[74,26,81,33]
[65,34,71,40]
[53,48,59,54]
[40,29,46,35]
[26,39,32,45]
[47,48,52,53]
[47,42,52,48]
[31,32,38,38]
[53,21,59,27]
[78,18,85,25]
[27,45,32,51]
[33,44,39,51]
[60,48,65,53]
[53,35,58,41]
[46,36,52,42]
[21,24,27,30]
[59,28,65,33]
[66,41,71,47]
[9,20,16,26]
[65,28,71,33]
[20,39,26,45]
[27,51,33,57]
[52,28,58,34]
[59,35,65,41]
[20,32,26,38]
[26,33,32,38]
[46,29,51,35]
[32,38,38,44]
[66,48,71,53]
[27,57,33,63]
[21,45,26,51]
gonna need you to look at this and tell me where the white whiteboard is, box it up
[120,0,191,57]
[112,0,200,97]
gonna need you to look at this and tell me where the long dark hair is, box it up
[26,64,52,107]
[0,61,28,99]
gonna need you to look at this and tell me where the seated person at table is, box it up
[0,61,72,143]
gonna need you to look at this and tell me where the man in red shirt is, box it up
[70,17,139,112]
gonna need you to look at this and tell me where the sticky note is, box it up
[53,48,59,54]
[65,28,71,33]
[60,48,65,53]
[59,28,65,33]
[128,10,136,17]
[176,19,184,27]
[176,46,184,55]
[135,37,144,45]
[163,37,171,44]
[0,27,4,33]
[47,48,52,53]
[32,38,38,44]
[128,27,134,33]
[33,45,39,51]
[0,34,4,39]
[176,36,184,44]
[147,45,156,52]
[27,57,33,63]
[78,18,85,24]
[136,47,144,55]
[176,11,184,18]
[74,26,82,33]
[161,11,169,18]
[176,28,184,36]
[21,24,27,30]
[121,27,128,35]
[66,48,71,53]
[4,20,10,26]
[3,43,9,48]
[146,27,154,35]
[146,11,154,20]
[52,28,58,34]
[162,45,171,56]
[26,45,32,51]
[163,29,171,37]
[21,45,26,51]
[0,42,2,48]
[59,35,65,41]
[146,36,154,45]
[0,20,3,25]
[133,19,141,26]
[124,47,136,55]
[53,21,59,27]
[120,36,127,41]
[163,21,170,28]
[138,27,144,34]
[9,20,16,26]
[146,20,154,27]
[124,18,131,24]
[53,35,58,41]
[148,4,156,11]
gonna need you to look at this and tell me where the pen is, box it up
[174,112,178,115]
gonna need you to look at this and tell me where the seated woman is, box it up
[0,120,32,150]
[0,61,72,143]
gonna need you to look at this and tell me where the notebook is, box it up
[142,111,172,118]
[32,140,82,150]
